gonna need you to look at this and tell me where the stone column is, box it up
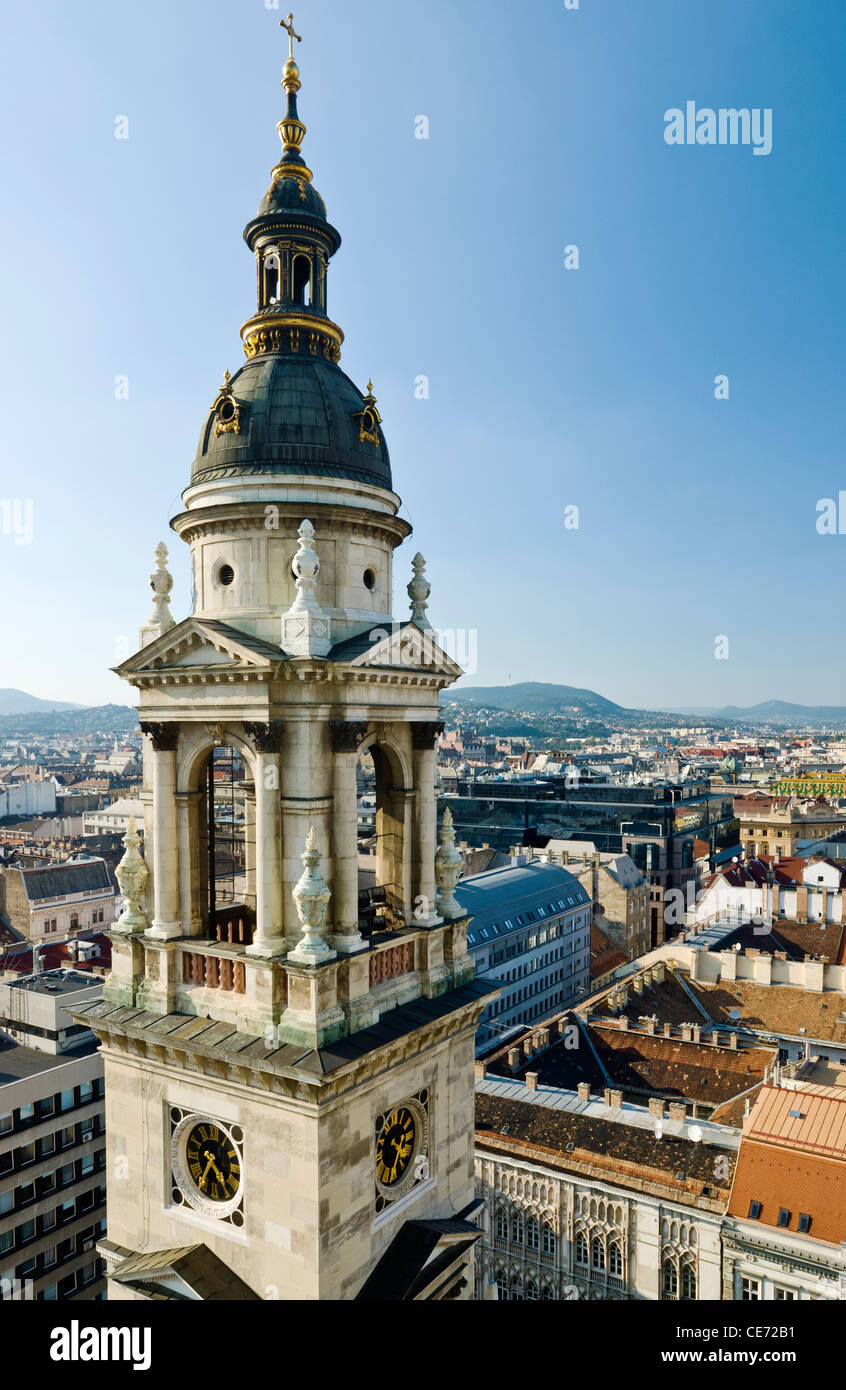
[141,723,181,940]
[280,720,333,944]
[412,722,444,925]
[243,786,256,910]
[328,721,369,953]
[176,791,203,938]
[244,723,286,959]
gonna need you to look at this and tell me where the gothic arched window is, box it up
[511,1276,523,1302]
[591,1237,605,1272]
[527,1216,539,1250]
[663,1258,678,1298]
[681,1261,696,1300]
[511,1212,524,1245]
[575,1231,588,1265]
[495,1269,508,1301]
[542,1221,556,1256]
[495,1208,507,1241]
[526,1279,539,1300]
[609,1240,623,1277]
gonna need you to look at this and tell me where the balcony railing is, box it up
[183,952,246,994]
[370,941,413,987]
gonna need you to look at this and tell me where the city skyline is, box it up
[2,0,844,709]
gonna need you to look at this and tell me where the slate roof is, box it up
[19,859,112,902]
[475,1092,735,1205]
[190,353,393,492]
[455,862,589,950]
[356,1209,482,1301]
[72,976,497,1083]
[112,1244,260,1301]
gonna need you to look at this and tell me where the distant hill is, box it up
[0,705,138,737]
[714,701,846,726]
[447,683,628,718]
[0,689,85,715]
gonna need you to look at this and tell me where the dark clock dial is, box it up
[184,1122,241,1203]
[376,1107,416,1188]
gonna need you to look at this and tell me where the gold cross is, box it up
[280,13,302,60]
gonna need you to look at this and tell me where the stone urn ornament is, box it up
[114,816,149,933]
[407,552,432,631]
[435,807,464,919]
[289,826,336,965]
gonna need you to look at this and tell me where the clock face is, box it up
[376,1106,417,1189]
[170,1111,244,1220]
[184,1121,241,1204]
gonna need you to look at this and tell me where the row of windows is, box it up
[486,966,586,1017]
[575,1231,623,1277]
[0,1151,106,1218]
[42,908,106,933]
[41,1258,105,1300]
[495,1211,556,1254]
[0,1078,104,1138]
[0,1114,105,1176]
[739,1276,796,1301]
[1,1217,106,1274]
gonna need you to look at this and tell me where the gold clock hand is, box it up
[203,1148,226,1187]
[198,1152,215,1191]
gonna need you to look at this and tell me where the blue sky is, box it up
[1,0,844,711]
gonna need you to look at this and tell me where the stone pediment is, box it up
[343,623,463,679]
[114,618,283,679]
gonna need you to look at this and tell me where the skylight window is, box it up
[777,1208,790,1228]
[788,1109,803,1120]
[748,1200,762,1220]
[798,1213,811,1233]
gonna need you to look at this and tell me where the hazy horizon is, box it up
[1,0,844,708]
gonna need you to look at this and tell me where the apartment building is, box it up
[456,861,592,1048]
[0,969,106,1301]
[0,860,117,942]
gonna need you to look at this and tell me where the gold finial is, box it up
[223,369,231,388]
[281,12,302,61]
[367,379,374,395]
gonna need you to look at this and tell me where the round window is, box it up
[217,563,235,587]
[363,568,376,591]
[218,400,235,423]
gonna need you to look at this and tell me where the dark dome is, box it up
[258,171,328,222]
[191,353,392,491]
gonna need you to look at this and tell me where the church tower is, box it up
[74,21,494,1301]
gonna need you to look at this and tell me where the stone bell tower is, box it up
[73,20,495,1302]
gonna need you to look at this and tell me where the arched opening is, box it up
[356,739,408,934]
[263,251,280,306]
[681,1260,696,1300]
[292,254,311,306]
[199,744,255,945]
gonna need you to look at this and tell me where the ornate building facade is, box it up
[474,1082,730,1301]
[73,25,495,1301]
